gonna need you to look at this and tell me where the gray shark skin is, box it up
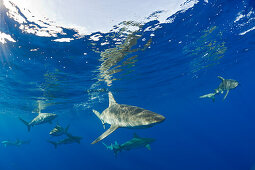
[103,133,155,157]
[200,76,239,101]
[19,112,57,132]
[103,141,122,157]
[49,124,70,136]
[1,139,30,147]
[91,92,165,144]
[49,134,82,149]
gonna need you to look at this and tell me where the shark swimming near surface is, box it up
[48,134,82,149]
[1,139,30,147]
[103,133,155,156]
[19,112,57,132]
[200,76,239,101]
[49,123,70,136]
[91,92,165,144]
[19,100,57,132]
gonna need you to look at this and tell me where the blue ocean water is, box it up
[1,0,255,169]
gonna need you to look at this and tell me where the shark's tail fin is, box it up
[19,117,31,132]
[49,141,58,149]
[200,92,216,102]
[102,142,110,150]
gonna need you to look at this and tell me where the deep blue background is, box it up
[1,0,255,169]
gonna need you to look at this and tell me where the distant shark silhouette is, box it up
[91,92,165,144]
[48,134,82,149]
[1,139,30,147]
[49,123,70,136]
[103,133,155,157]
[200,76,239,101]
[19,102,57,132]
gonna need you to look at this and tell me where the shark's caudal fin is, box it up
[108,91,117,107]
[49,141,58,149]
[103,142,113,150]
[199,93,216,102]
[19,117,31,132]
[92,110,105,129]
[218,76,225,81]
[91,125,119,144]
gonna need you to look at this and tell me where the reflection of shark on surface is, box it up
[200,76,239,101]
[1,139,30,147]
[19,101,57,132]
[49,123,70,136]
[91,92,165,144]
[103,133,155,156]
[49,134,82,149]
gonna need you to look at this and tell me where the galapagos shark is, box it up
[19,111,57,132]
[103,133,155,156]
[48,134,82,149]
[200,76,239,101]
[49,123,70,136]
[1,139,30,147]
[91,92,165,144]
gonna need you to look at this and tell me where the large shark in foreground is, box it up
[200,76,239,101]
[103,133,155,156]
[1,139,30,147]
[49,134,82,149]
[91,92,165,144]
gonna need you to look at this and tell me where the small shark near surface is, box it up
[49,134,82,149]
[1,139,30,147]
[91,92,165,144]
[103,133,155,156]
[49,123,70,136]
[200,76,239,101]
[19,112,57,132]
[19,101,57,132]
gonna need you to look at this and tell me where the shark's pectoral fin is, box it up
[91,125,119,144]
[92,110,105,129]
[218,76,224,81]
[145,144,151,150]
[223,90,229,100]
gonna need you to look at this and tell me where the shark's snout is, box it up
[234,81,239,88]
[154,114,165,123]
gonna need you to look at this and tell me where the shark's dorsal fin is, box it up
[218,76,225,81]
[91,125,119,144]
[133,133,140,138]
[108,92,117,107]
[115,141,118,145]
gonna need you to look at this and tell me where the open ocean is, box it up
[1,0,255,169]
